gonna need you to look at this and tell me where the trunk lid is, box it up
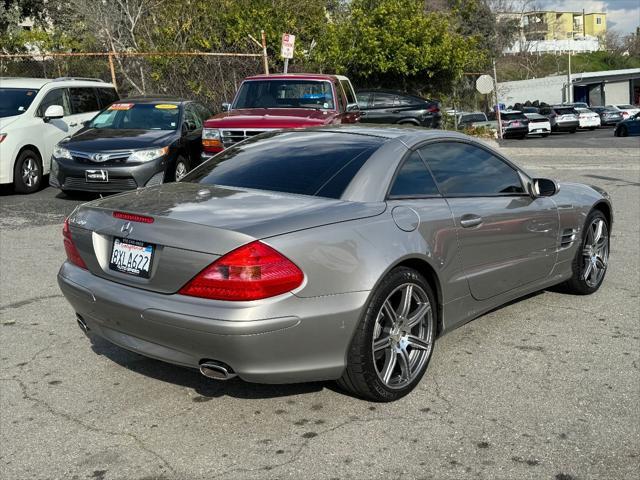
[68,182,385,293]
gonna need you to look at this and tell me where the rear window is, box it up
[460,114,486,122]
[185,131,383,199]
[554,107,576,115]
[501,112,526,120]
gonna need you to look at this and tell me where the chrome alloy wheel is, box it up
[372,283,434,389]
[22,157,40,187]
[582,217,609,288]
[175,161,188,181]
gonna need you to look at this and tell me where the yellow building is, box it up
[522,11,606,41]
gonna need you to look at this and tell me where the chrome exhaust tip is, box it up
[76,314,89,334]
[199,361,237,381]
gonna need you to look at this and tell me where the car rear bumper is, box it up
[503,126,529,137]
[553,121,579,131]
[58,261,367,383]
[50,155,168,192]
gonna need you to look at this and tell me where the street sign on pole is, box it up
[475,74,494,94]
[281,33,295,73]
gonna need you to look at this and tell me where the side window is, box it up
[396,95,416,106]
[96,88,119,108]
[340,80,357,105]
[372,93,396,108]
[356,92,370,108]
[389,151,440,197]
[184,104,203,129]
[334,81,347,111]
[419,142,525,196]
[69,88,100,114]
[37,88,70,116]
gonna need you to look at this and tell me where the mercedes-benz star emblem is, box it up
[120,222,133,237]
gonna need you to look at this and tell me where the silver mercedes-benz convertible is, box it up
[58,126,612,401]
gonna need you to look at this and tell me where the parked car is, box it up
[523,112,551,137]
[356,90,441,128]
[50,97,212,194]
[589,106,623,126]
[456,112,487,129]
[488,110,529,138]
[605,104,640,120]
[58,126,612,401]
[575,107,601,130]
[539,105,579,133]
[614,112,640,137]
[0,77,118,193]
[565,102,589,109]
[201,73,359,159]
[522,106,540,114]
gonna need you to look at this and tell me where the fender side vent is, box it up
[560,228,577,249]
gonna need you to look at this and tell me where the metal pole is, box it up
[261,30,269,75]
[493,59,503,140]
[108,51,117,92]
[284,58,289,74]
[567,51,572,103]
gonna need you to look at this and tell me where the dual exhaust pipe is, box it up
[199,360,236,381]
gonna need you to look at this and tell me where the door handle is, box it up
[460,214,483,228]
[69,122,78,127]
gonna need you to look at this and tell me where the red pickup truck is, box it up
[201,73,360,159]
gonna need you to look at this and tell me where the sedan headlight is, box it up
[128,146,169,163]
[53,144,73,160]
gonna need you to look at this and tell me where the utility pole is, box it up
[567,51,572,103]
[493,58,503,140]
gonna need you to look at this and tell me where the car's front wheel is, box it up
[339,267,436,402]
[618,125,628,137]
[562,210,610,295]
[13,149,43,194]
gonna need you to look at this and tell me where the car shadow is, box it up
[89,335,327,400]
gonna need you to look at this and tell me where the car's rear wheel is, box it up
[569,128,577,133]
[338,267,436,402]
[562,210,610,295]
[13,149,42,194]
[541,133,550,137]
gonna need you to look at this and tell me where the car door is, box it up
[182,103,204,166]
[364,93,398,124]
[338,79,360,124]
[35,87,74,167]
[418,141,559,301]
[68,87,102,131]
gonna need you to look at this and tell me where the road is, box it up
[0,145,639,480]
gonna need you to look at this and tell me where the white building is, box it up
[498,68,640,106]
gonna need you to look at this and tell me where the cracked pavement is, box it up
[1,145,639,480]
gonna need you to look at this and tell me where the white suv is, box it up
[0,77,118,193]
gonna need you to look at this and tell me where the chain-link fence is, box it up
[0,52,266,112]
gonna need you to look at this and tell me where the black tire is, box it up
[569,128,577,134]
[541,133,550,138]
[13,149,43,194]
[589,127,596,130]
[167,156,189,182]
[561,210,610,295]
[338,267,437,402]
[518,134,527,139]
[619,125,628,137]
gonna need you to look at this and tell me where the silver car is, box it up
[58,127,612,401]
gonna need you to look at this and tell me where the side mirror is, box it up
[531,178,559,197]
[43,105,64,122]
[346,103,360,112]
[221,102,231,111]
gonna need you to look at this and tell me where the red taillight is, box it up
[426,105,439,113]
[113,211,154,223]
[179,241,304,301]
[63,218,87,269]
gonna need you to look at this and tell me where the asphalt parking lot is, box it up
[498,124,638,148]
[0,135,639,479]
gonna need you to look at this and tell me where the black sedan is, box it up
[355,90,441,128]
[590,106,624,126]
[50,97,211,194]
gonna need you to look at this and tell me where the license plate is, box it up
[86,169,108,183]
[512,121,520,126]
[109,238,154,278]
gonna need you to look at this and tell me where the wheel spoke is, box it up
[582,261,593,281]
[582,247,591,257]
[595,257,606,270]
[382,300,398,325]
[398,347,411,380]
[407,335,431,351]
[397,284,413,318]
[406,302,430,329]
[593,220,603,244]
[373,335,391,353]
[381,351,397,383]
